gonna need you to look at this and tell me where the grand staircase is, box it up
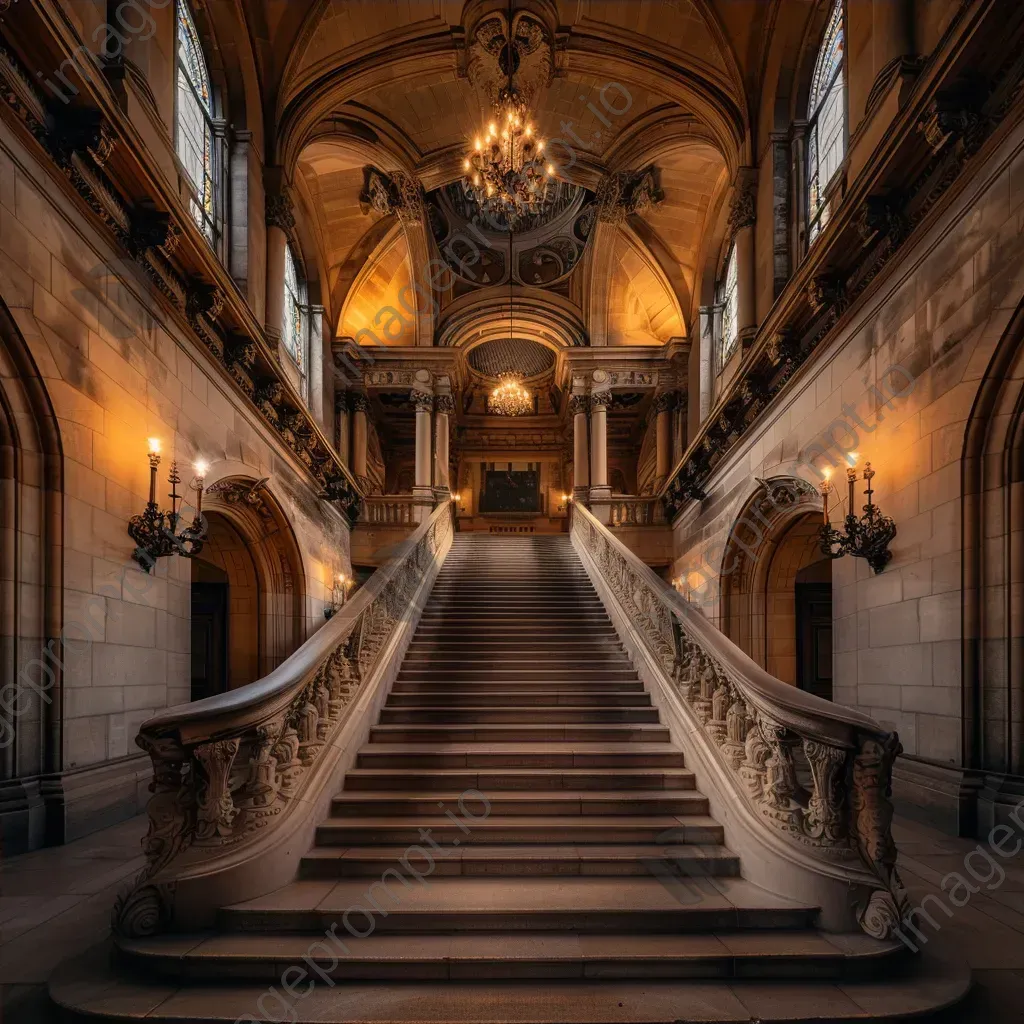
[53,535,966,1022]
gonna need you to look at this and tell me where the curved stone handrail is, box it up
[113,500,455,938]
[570,500,910,939]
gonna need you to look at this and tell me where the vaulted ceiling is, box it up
[247,1,775,358]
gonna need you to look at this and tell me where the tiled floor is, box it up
[2,813,1023,1021]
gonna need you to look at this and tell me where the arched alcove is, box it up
[193,478,306,697]
[719,476,831,695]
[0,300,64,849]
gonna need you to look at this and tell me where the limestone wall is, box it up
[670,120,1024,766]
[0,121,349,832]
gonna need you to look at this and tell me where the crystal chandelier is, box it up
[488,372,533,416]
[462,2,553,224]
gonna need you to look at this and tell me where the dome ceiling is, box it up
[468,338,556,380]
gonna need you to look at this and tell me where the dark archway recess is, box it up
[198,479,307,687]
[0,299,65,851]
[962,295,1024,832]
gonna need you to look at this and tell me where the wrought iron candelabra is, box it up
[819,459,897,574]
[128,440,209,571]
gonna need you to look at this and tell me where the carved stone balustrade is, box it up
[589,496,667,527]
[360,495,418,526]
[113,501,455,938]
[570,500,910,940]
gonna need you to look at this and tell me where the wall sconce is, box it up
[127,439,209,572]
[557,493,572,512]
[324,572,353,620]
[819,455,897,574]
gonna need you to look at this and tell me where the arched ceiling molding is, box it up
[338,223,418,347]
[627,218,692,335]
[603,111,734,180]
[302,117,419,177]
[275,34,745,181]
[437,287,588,353]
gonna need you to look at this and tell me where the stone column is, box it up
[335,391,350,466]
[653,391,675,488]
[698,306,714,423]
[589,389,612,522]
[570,393,590,498]
[434,393,454,494]
[729,170,757,351]
[264,186,294,346]
[350,392,369,484]
[308,303,325,423]
[412,390,434,521]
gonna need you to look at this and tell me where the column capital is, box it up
[727,169,757,235]
[411,391,434,413]
[590,390,613,409]
[652,390,677,414]
[435,394,455,415]
[350,392,370,414]
[266,190,295,231]
[569,394,590,415]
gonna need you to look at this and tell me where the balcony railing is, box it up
[589,495,667,527]
[359,495,419,525]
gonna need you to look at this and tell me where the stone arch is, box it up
[195,477,306,690]
[962,295,1024,789]
[719,475,824,676]
[0,299,64,814]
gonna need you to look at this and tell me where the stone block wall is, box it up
[670,120,1024,769]
[0,120,350,842]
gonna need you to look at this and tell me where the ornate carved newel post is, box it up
[412,371,435,520]
[434,384,454,495]
[589,372,612,523]
[570,387,590,499]
[350,393,369,486]
[730,169,758,351]
[265,178,294,346]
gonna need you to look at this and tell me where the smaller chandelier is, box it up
[819,456,897,574]
[463,90,553,224]
[488,372,533,416]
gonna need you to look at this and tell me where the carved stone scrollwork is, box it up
[186,281,225,325]
[727,174,757,236]
[806,275,847,318]
[194,739,241,843]
[803,739,848,846]
[128,202,174,258]
[116,503,454,938]
[53,107,116,168]
[360,168,424,223]
[596,166,664,224]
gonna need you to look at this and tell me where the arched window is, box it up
[283,243,307,391]
[806,0,845,245]
[717,243,739,371]
[176,1,217,244]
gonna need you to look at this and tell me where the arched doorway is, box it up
[720,477,833,698]
[0,300,64,849]
[190,478,305,699]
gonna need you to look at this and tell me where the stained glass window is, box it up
[176,2,216,244]
[283,244,306,380]
[718,244,739,370]
[806,0,845,245]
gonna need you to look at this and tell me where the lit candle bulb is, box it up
[821,467,832,524]
[147,438,161,505]
[193,458,208,516]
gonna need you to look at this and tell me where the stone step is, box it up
[399,654,634,667]
[51,942,972,1024]
[218,877,810,934]
[328,790,708,817]
[117,927,904,984]
[405,639,625,651]
[299,843,739,879]
[313,814,724,847]
[395,670,640,683]
[384,691,652,708]
[355,743,687,769]
[341,767,695,791]
[367,724,669,743]
[389,681,648,695]
[378,706,660,723]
